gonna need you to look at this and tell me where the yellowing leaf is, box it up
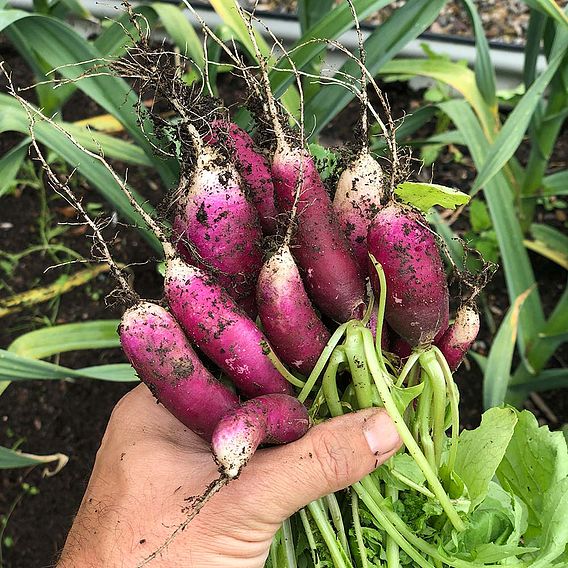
[395,181,470,212]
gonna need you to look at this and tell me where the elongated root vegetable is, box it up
[257,245,330,375]
[212,394,310,477]
[436,304,480,371]
[333,152,385,275]
[272,142,366,323]
[368,202,449,347]
[119,302,239,439]
[173,145,263,301]
[204,120,278,234]
[165,257,292,397]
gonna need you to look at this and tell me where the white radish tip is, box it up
[213,430,256,478]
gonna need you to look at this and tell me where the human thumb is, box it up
[252,408,402,521]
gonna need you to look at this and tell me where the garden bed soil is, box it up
[1,45,567,568]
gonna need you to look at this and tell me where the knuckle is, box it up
[310,428,354,488]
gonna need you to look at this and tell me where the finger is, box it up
[241,407,401,522]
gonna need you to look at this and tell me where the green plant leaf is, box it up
[509,368,568,393]
[395,182,470,212]
[297,0,335,34]
[305,0,447,136]
[439,99,545,353]
[0,349,137,382]
[270,0,394,98]
[542,170,568,196]
[483,288,532,409]
[454,407,518,510]
[524,9,548,88]
[0,446,68,474]
[151,2,204,69]
[471,37,568,194]
[8,320,121,359]
[522,0,568,28]
[524,223,568,269]
[461,0,496,106]
[496,410,568,539]
[0,93,162,251]
[207,0,299,117]
[0,9,178,187]
[0,138,28,198]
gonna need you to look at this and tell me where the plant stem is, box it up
[351,491,369,568]
[270,529,280,567]
[298,322,349,403]
[322,348,347,417]
[326,493,351,562]
[433,347,460,472]
[419,350,448,469]
[396,352,421,387]
[299,509,319,566]
[345,324,376,409]
[354,480,434,568]
[282,517,297,568]
[414,378,435,469]
[385,483,400,567]
[360,328,465,532]
[307,500,350,568]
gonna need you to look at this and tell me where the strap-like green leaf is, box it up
[305,0,447,136]
[439,99,545,352]
[0,93,161,251]
[471,38,568,194]
[461,0,496,106]
[0,139,28,198]
[0,446,68,473]
[522,0,568,28]
[483,289,532,409]
[8,320,121,359]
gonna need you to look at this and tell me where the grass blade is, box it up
[439,99,545,351]
[0,93,162,251]
[0,139,28,198]
[297,0,335,34]
[521,0,568,28]
[0,446,68,474]
[471,40,568,194]
[524,224,568,269]
[524,9,548,88]
[8,320,121,359]
[483,288,532,409]
[461,0,496,106]
[305,0,447,136]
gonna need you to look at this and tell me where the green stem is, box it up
[267,349,306,388]
[282,517,297,568]
[433,347,460,472]
[270,529,280,567]
[307,500,350,568]
[413,378,434,466]
[298,322,350,403]
[299,509,319,567]
[354,480,434,568]
[360,328,465,532]
[368,255,389,374]
[385,483,400,567]
[345,324,376,410]
[419,350,448,469]
[322,348,347,418]
[390,470,435,499]
[396,352,421,387]
[326,493,351,562]
[351,491,369,568]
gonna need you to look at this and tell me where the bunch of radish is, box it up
[104,6,486,566]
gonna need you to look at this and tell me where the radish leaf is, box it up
[395,181,470,212]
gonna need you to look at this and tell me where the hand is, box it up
[58,384,401,568]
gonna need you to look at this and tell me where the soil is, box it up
[0,34,567,568]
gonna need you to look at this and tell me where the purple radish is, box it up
[212,394,310,477]
[391,336,412,360]
[272,142,366,323]
[204,120,278,234]
[368,202,449,347]
[257,245,330,375]
[333,152,386,275]
[164,257,293,398]
[173,147,263,301]
[119,302,239,440]
[436,304,480,371]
